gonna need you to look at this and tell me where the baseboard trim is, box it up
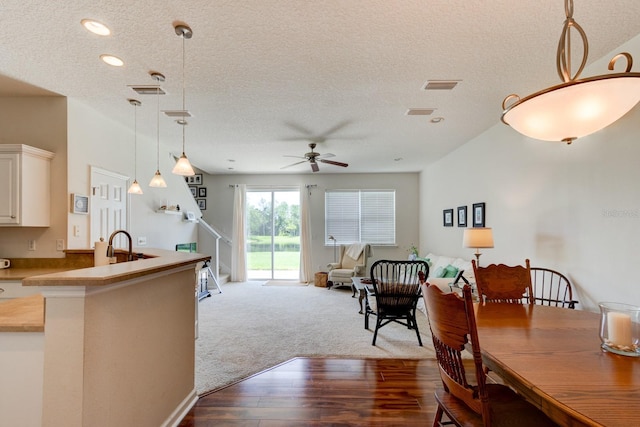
[162,388,198,427]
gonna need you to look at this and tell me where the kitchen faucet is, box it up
[106,229,135,261]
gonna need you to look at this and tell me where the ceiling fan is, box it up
[281,143,349,173]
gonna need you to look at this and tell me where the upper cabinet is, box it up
[0,144,55,226]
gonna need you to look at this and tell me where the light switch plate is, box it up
[56,239,65,251]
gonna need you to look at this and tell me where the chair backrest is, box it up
[339,244,371,269]
[370,260,429,310]
[472,259,534,304]
[421,282,491,423]
[530,267,578,308]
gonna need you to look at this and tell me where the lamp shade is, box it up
[172,153,195,176]
[463,228,494,249]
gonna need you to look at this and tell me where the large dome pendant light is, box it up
[171,23,196,176]
[127,98,143,194]
[501,0,640,144]
[149,72,168,188]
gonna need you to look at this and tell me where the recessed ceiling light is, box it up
[100,54,123,67]
[430,117,445,123]
[81,19,111,36]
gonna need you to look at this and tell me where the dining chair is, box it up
[364,259,429,346]
[421,282,558,427]
[472,259,534,304]
[530,267,578,308]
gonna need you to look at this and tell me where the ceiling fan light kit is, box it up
[501,0,640,144]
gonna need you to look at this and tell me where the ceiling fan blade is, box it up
[316,153,335,159]
[283,154,306,159]
[320,159,349,168]
[310,161,319,172]
[281,160,308,169]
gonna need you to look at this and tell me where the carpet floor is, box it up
[195,281,435,395]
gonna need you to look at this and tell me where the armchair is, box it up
[327,243,372,289]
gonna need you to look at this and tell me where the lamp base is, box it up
[474,251,482,266]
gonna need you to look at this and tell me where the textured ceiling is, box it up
[1,1,640,174]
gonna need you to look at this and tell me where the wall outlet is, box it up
[28,239,36,251]
[137,236,147,246]
[56,239,65,251]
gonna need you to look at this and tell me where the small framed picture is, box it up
[197,199,206,210]
[189,186,197,197]
[443,208,454,227]
[198,187,207,198]
[457,206,467,227]
[185,174,203,185]
[472,202,486,227]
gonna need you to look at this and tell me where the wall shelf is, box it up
[156,209,182,216]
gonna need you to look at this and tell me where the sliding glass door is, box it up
[246,189,300,280]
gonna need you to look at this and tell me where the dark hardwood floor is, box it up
[178,357,450,426]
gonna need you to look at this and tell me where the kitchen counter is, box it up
[0,293,45,332]
[0,247,210,427]
[22,248,206,287]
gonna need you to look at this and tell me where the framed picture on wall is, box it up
[198,187,207,198]
[189,186,197,197]
[197,199,206,210]
[457,206,467,227]
[472,202,485,227]
[443,208,454,227]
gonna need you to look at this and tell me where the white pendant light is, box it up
[149,72,167,188]
[127,98,143,195]
[502,0,640,144]
[171,24,196,176]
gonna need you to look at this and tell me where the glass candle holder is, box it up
[599,302,640,357]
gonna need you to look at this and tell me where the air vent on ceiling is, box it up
[423,80,460,91]
[162,110,192,118]
[127,85,166,95]
[406,108,435,116]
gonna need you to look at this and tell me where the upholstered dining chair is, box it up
[364,259,429,346]
[421,282,558,427]
[530,267,578,308]
[327,243,372,289]
[471,259,534,304]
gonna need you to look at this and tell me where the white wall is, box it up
[0,97,202,258]
[201,173,419,273]
[421,95,640,312]
[66,98,201,251]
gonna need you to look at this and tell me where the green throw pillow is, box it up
[442,264,459,278]
[433,266,446,278]
[417,257,432,267]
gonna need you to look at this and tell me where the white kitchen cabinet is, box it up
[0,144,54,226]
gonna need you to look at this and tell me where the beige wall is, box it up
[202,173,420,272]
[0,96,68,258]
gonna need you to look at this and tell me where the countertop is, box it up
[22,248,209,287]
[0,294,45,332]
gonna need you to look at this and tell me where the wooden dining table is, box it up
[473,303,640,427]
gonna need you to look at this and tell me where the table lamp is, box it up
[463,227,494,266]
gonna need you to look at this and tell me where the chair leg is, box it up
[412,315,423,346]
[372,316,383,345]
[433,406,444,427]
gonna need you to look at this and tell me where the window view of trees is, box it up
[247,191,300,279]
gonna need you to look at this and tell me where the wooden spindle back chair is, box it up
[472,259,534,304]
[530,267,578,308]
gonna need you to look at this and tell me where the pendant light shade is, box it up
[501,0,640,144]
[127,98,143,195]
[149,72,167,188]
[171,23,196,176]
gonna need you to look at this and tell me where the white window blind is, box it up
[325,190,395,245]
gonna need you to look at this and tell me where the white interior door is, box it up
[90,166,129,248]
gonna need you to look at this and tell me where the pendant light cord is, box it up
[156,85,161,171]
[134,102,138,178]
[181,29,187,153]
